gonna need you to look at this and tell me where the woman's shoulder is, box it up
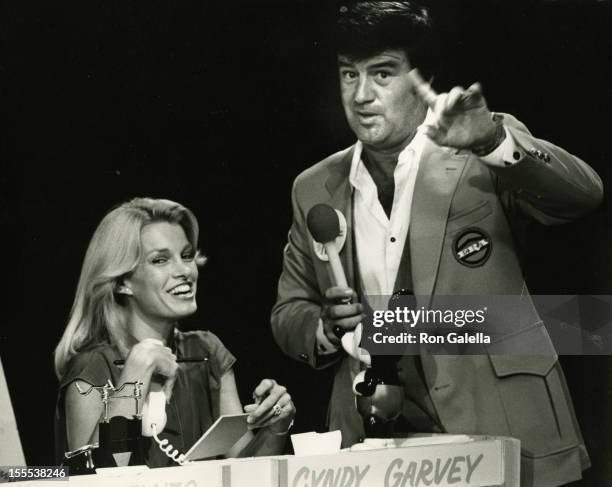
[175,330,236,380]
[175,329,230,357]
[59,343,118,389]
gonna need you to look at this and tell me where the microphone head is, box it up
[307,204,340,243]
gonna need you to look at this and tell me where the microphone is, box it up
[306,203,347,288]
[307,205,402,438]
[307,204,371,366]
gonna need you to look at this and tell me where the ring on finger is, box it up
[272,404,283,416]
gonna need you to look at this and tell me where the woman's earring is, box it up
[117,286,133,296]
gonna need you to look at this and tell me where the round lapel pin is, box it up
[453,227,492,267]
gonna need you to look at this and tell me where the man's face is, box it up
[338,49,423,151]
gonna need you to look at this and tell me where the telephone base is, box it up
[99,416,148,465]
[64,417,149,475]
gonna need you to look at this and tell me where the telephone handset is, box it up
[141,381,190,465]
[141,382,167,437]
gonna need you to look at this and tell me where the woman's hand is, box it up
[244,379,296,434]
[121,338,178,400]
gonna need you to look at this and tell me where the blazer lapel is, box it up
[410,143,468,299]
[324,147,356,290]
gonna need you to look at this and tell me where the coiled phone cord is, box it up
[150,423,192,466]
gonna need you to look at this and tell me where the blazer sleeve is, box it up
[271,178,341,370]
[489,113,603,225]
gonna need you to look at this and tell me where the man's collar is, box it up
[324,146,355,197]
[349,109,435,188]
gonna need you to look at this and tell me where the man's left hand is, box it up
[409,69,501,152]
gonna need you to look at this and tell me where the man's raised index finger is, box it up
[408,68,438,107]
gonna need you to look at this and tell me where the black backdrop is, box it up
[2,1,611,485]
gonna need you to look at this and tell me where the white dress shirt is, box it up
[351,133,425,296]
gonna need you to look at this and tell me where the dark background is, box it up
[1,0,611,485]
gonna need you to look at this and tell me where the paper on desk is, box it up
[291,430,342,456]
[349,434,473,451]
[184,413,250,461]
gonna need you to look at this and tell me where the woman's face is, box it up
[124,221,198,325]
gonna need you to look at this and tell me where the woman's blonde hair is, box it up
[54,197,205,379]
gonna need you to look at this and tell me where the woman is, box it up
[54,197,295,467]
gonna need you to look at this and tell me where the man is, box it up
[271,2,602,486]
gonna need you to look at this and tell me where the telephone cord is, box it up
[150,423,192,466]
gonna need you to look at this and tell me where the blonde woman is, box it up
[54,198,295,467]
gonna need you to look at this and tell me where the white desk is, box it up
[7,435,520,487]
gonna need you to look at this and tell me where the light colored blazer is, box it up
[272,114,602,487]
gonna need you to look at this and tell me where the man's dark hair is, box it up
[335,1,437,75]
